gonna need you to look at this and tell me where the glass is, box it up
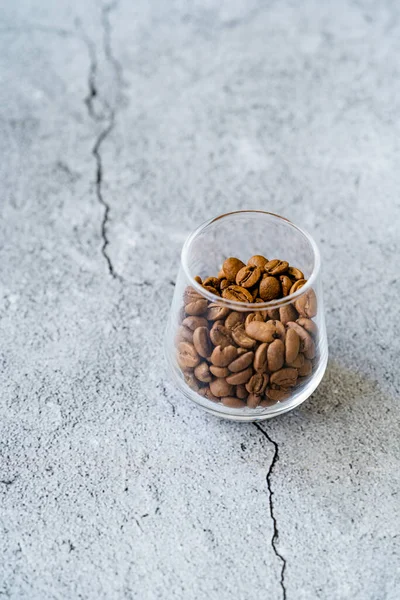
[164,210,328,421]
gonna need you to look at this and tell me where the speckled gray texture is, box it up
[0,1,399,598]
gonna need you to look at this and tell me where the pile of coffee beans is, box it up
[176,255,318,409]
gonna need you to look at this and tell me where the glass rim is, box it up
[180,210,321,310]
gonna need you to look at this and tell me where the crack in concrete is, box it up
[254,423,287,600]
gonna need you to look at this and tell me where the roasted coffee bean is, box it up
[222,257,246,282]
[177,342,200,368]
[286,353,304,368]
[295,289,317,318]
[193,326,213,358]
[228,351,254,372]
[209,365,230,377]
[287,322,316,359]
[245,312,264,328]
[250,287,259,301]
[226,366,253,385]
[267,308,280,320]
[260,397,279,407]
[231,324,257,349]
[198,387,219,402]
[246,320,277,343]
[236,265,262,288]
[298,359,312,377]
[288,266,304,280]
[279,304,298,325]
[184,372,200,391]
[264,259,289,276]
[210,378,234,397]
[210,345,237,367]
[247,393,261,408]
[184,286,202,303]
[237,347,248,355]
[206,303,230,321]
[266,388,291,402]
[203,277,220,289]
[246,373,269,394]
[296,317,318,337]
[270,368,298,388]
[194,362,213,383]
[225,311,245,330]
[220,279,230,290]
[185,298,208,315]
[267,339,285,372]
[176,325,194,344]
[217,268,225,279]
[221,396,246,408]
[280,275,293,296]
[236,384,249,399]
[248,255,268,269]
[194,276,202,284]
[254,298,268,320]
[210,322,233,349]
[268,320,286,342]
[259,276,281,301]
[290,279,306,294]
[202,285,220,296]
[222,285,254,302]
[182,316,209,330]
[285,328,300,364]
[254,343,269,373]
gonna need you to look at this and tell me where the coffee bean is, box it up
[210,365,230,377]
[185,298,208,315]
[279,304,298,325]
[266,388,291,402]
[236,265,262,288]
[184,372,200,391]
[259,397,279,406]
[223,257,246,282]
[210,322,233,349]
[237,347,248,355]
[298,359,312,377]
[193,326,212,358]
[202,285,220,296]
[247,393,261,408]
[285,328,300,364]
[296,317,318,337]
[220,279,230,290]
[246,320,278,343]
[225,311,245,330]
[206,303,230,321]
[210,345,237,367]
[176,325,194,344]
[248,255,269,269]
[295,289,317,318]
[264,259,289,276]
[231,324,257,349]
[246,373,269,394]
[236,384,249,399]
[226,366,253,385]
[182,316,209,330]
[280,275,292,296]
[184,286,202,303]
[222,285,254,302]
[217,268,225,279]
[245,312,264,328]
[270,368,298,388]
[287,322,316,359]
[254,298,269,320]
[254,343,269,373]
[198,387,219,402]
[267,320,286,342]
[267,339,285,372]
[203,277,220,289]
[290,279,306,294]
[259,276,281,301]
[286,353,304,368]
[210,378,234,397]
[194,276,202,284]
[228,351,254,372]
[177,342,200,368]
[221,396,246,408]
[194,362,212,383]
[288,266,304,280]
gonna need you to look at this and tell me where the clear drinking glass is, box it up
[164,210,328,421]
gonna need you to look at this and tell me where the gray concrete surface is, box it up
[1,0,399,598]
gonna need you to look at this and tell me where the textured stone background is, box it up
[0,1,399,599]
